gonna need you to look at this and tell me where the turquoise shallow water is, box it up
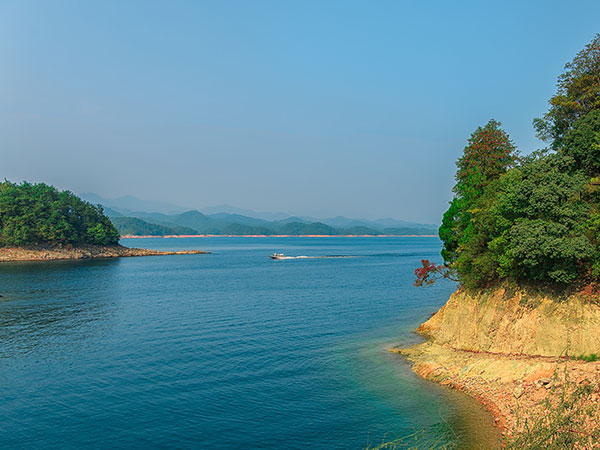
[0,237,495,449]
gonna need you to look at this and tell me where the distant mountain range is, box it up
[80,193,438,237]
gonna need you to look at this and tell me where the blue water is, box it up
[0,237,496,449]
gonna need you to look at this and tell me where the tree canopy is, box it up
[424,34,600,290]
[0,181,119,247]
[534,33,600,150]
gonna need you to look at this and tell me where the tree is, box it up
[438,120,518,268]
[534,34,600,150]
[417,35,600,290]
[562,109,600,176]
[489,154,593,284]
[454,119,518,203]
[413,259,458,286]
[0,181,120,247]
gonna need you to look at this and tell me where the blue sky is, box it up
[2,0,600,222]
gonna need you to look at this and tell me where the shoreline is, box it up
[391,341,600,440]
[0,244,210,262]
[120,234,438,238]
[391,287,600,442]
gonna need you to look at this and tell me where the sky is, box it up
[2,1,600,223]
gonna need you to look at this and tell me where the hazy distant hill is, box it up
[199,204,292,221]
[112,217,198,236]
[80,193,188,215]
[83,193,437,236]
[110,213,437,236]
[320,216,437,232]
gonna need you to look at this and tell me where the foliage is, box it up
[454,153,594,287]
[454,119,518,203]
[534,33,600,150]
[574,353,600,362]
[438,120,517,270]
[0,181,119,246]
[414,260,458,287]
[436,119,518,288]
[425,35,600,290]
[562,109,600,176]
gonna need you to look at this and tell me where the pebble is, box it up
[513,386,524,398]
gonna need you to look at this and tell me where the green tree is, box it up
[439,120,518,268]
[454,119,518,202]
[490,154,593,284]
[0,181,120,247]
[534,33,600,150]
[562,109,600,176]
[419,35,600,290]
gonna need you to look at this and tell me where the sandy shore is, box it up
[0,244,210,262]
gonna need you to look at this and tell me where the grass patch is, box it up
[574,353,600,362]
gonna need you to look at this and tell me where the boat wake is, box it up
[270,253,356,260]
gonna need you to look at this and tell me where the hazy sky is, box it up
[2,1,600,222]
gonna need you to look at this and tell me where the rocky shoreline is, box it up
[0,244,210,262]
[390,286,600,443]
[392,341,600,439]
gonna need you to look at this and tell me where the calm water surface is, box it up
[0,237,497,449]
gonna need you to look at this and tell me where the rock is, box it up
[513,386,524,398]
[539,377,552,385]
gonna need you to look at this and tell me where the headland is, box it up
[0,244,209,262]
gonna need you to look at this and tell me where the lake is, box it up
[0,237,496,449]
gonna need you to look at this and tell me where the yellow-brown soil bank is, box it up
[393,286,600,439]
[418,286,600,357]
[0,244,210,262]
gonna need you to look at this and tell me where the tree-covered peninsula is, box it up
[0,181,120,247]
[0,182,208,261]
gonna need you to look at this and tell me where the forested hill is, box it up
[417,34,600,290]
[95,200,437,236]
[110,211,436,236]
[0,182,119,247]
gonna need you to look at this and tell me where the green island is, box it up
[0,182,208,261]
[383,34,600,449]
